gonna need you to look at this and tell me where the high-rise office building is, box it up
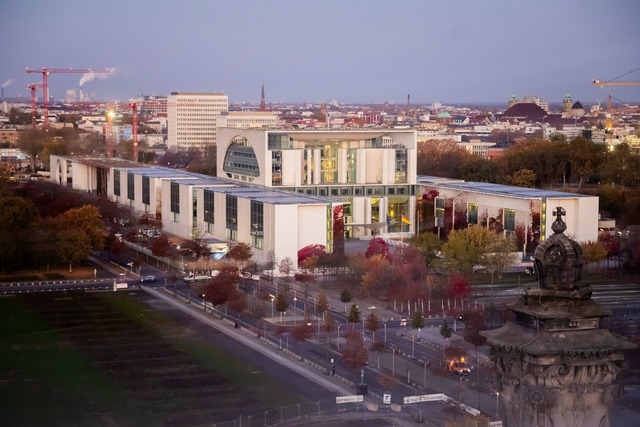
[167,91,228,151]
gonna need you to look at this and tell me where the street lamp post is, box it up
[391,345,397,377]
[424,361,428,390]
[496,391,500,418]
[412,333,415,359]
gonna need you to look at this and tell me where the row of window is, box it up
[437,199,516,232]
[287,185,412,197]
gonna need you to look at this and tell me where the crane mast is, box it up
[25,83,44,129]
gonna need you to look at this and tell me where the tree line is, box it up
[417,137,640,225]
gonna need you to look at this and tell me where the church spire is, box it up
[260,81,266,111]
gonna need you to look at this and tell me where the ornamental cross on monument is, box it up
[482,207,636,427]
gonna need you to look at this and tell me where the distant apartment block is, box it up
[167,91,228,152]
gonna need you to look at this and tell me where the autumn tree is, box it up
[459,155,504,183]
[322,314,336,344]
[202,263,240,307]
[57,205,106,250]
[481,234,519,278]
[227,292,249,317]
[347,303,361,331]
[447,274,471,301]
[441,225,494,273]
[341,330,368,369]
[567,137,603,189]
[416,139,469,178]
[227,242,253,270]
[361,254,393,297]
[0,195,39,271]
[580,241,609,268]
[17,128,45,171]
[340,288,353,311]
[509,168,537,188]
[57,227,91,272]
[298,244,326,265]
[365,237,390,259]
[265,250,277,288]
[275,291,289,320]
[440,319,453,340]
[291,313,314,345]
[365,312,380,335]
[151,235,171,266]
[411,310,425,331]
[410,231,442,270]
[316,293,329,319]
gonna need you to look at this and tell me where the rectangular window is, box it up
[251,200,264,249]
[272,151,282,186]
[435,197,445,228]
[113,170,120,196]
[468,203,478,225]
[127,173,134,201]
[170,182,180,215]
[226,194,238,241]
[504,208,516,233]
[395,149,408,183]
[142,176,150,205]
[347,149,357,184]
[204,190,215,224]
[320,146,337,184]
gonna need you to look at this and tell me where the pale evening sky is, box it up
[2,0,640,106]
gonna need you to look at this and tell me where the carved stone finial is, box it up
[551,206,567,234]
[534,207,582,290]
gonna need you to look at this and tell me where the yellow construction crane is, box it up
[592,79,640,88]
[592,68,640,129]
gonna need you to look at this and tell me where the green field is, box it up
[0,292,303,427]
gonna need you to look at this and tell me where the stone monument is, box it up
[482,207,637,427]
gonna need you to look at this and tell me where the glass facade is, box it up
[142,176,150,205]
[347,149,357,184]
[127,172,135,201]
[113,170,120,197]
[226,194,238,241]
[170,182,180,223]
[251,200,264,249]
[272,151,282,186]
[504,208,516,234]
[320,145,337,183]
[395,149,407,183]
[435,197,445,228]
[268,133,292,150]
[468,203,478,225]
[223,136,260,179]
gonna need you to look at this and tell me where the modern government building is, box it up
[50,127,599,269]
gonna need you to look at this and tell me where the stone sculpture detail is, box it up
[482,207,636,427]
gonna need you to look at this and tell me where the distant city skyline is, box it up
[2,0,640,105]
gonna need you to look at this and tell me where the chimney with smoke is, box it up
[2,78,14,99]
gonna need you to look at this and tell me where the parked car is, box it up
[140,275,157,283]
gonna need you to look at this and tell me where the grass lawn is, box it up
[0,293,304,426]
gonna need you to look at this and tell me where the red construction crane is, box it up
[25,83,44,128]
[24,67,112,129]
[105,102,138,161]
